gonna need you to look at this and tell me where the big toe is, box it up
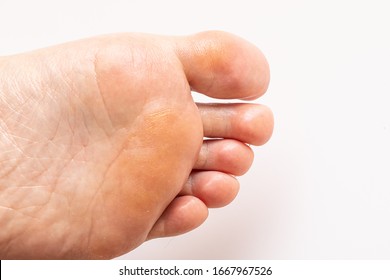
[174,31,270,100]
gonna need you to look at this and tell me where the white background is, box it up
[0,0,389,259]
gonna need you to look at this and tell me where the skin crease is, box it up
[0,31,272,259]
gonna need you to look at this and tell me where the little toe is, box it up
[194,139,254,176]
[198,103,274,146]
[180,171,240,208]
[147,196,208,240]
[174,31,270,100]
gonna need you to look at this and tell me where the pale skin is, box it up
[0,31,273,259]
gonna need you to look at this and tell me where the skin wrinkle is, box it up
[53,151,87,209]
[28,159,51,183]
[84,212,95,259]
[92,53,115,132]
[0,93,33,124]
[183,172,194,194]
[0,89,80,197]
[23,194,71,258]
[88,193,112,256]
[0,184,53,220]
[0,49,113,257]
[91,45,148,136]
[46,103,62,143]
[0,156,23,181]
[2,127,25,157]
[199,104,232,138]
[197,142,209,170]
[2,93,48,181]
[64,74,94,148]
[47,159,71,212]
[76,135,133,255]
[1,210,37,258]
[84,147,122,216]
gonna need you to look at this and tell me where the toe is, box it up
[180,171,240,208]
[147,196,208,240]
[198,103,274,146]
[194,139,254,176]
[174,31,270,100]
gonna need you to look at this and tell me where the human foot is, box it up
[0,31,271,259]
